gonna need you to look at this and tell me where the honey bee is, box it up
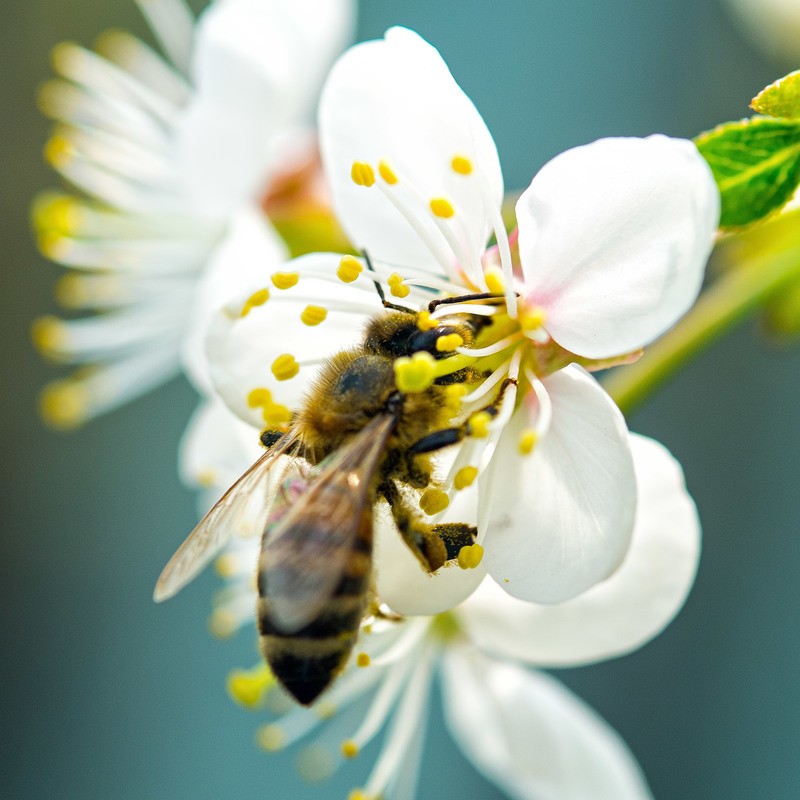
[155,291,506,706]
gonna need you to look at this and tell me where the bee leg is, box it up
[259,428,285,449]
[431,523,478,561]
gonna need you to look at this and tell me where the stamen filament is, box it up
[456,332,523,357]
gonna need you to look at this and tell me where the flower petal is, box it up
[206,252,383,427]
[480,365,635,603]
[441,647,653,800]
[517,135,719,358]
[461,434,700,666]
[319,27,502,275]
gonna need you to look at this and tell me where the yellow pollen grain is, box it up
[444,383,467,415]
[262,403,291,426]
[420,488,450,516]
[257,724,286,752]
[435,333,464,352]
[356,652,371,668]
[457,543,485,570]
[416,311,437,331]
[44,134,74,168]
[300,305,327,326]
[196,468,217,488]
[430,197,455,219]
[348,790,371,800]
[337,255,363,283]
[36,195,79,234]
[451,155,473,175]
[240,288,270,317]
[37,231,68,260]
[454,466,478,491]
[387,273,410,299]
[519,306,548,331]
[271,354,299,382]
[39,380,88,429]
[351,161,376,187]
[227,665,274,709]
[31,316,65,355]
[247,387,273,408]
[378,159,398,185]
[394,351,436,393]
[518,429,538,455]
[215,553,238,578]
[484,267,505,295]
[271,271,299,290]
[341,740,360,759]
[468,411,492,438]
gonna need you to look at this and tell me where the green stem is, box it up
[604,246,800,416]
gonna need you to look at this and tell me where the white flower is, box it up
[205,27,718,609]
[32,0,355,427]
[213,434,701,800]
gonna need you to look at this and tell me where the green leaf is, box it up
[695,117,800,228]
[752,69,800,119]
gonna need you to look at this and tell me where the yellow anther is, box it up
[337,255,363,283]
[215,553,238,578]
[484,267,505,295]
[271,354,299,382]
[315,701,337,720]
[351,161,376,187]
[196,468,217,488]
[387,273,410,299]
[247,387,273,408]
[454,466,478,491]
[378,160,399,185]
[518,429,538,455]
[430,197,455,219]
[444,383,467,414]
[394,351,436,393]
[271,271,299,290]
[468,411,492,438]
[451,155,473,175]
[435,333,464,352]
[356,652,371,668]
[44,134,74,168]
[457,543,485,570]
[420,488,450,516]
[208,609,237,639]
[34,194,80,234]
[55,274,87,307]
[227,664,275,709]
[257,724,286,752]
[31,316,65,356]
[348,790,371,800]
[240,288,270,317]
[519,306,548,331]
[300,305,328,326]
[262,403,291,426]
[416,311,437,331]
[39,380,88,429]
[37,231,68,260]
[341,740,360,759]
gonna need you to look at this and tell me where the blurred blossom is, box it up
[31,0,355,428]
[724,0,800,64]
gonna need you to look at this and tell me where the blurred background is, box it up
[2,0,799,798]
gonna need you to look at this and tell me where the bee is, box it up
[155,290,506,706]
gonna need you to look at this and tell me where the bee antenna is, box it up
[362,250,415,314]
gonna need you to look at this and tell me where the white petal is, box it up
[460,434,700,666]
[319,27,502,275]
[374,465,485,616]
[206,253,382,427]
[177,0,355,215]
[441,648,653,800]
[181,206,288,393]
[517,135,719,358]
[480,365,635,603]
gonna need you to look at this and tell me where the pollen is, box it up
[356,652,371,668]
[215,553,238,578]
[31,315,65,357]
[430,197,455,219]
[416,311,437,331]
[341,739,360,759]
[37,231,68,260]
[485,267,505,295]
[378,159,399,185]
[240,288,270,317]
[457,543,485,570]
[271,271,299,290]
[44,133,75,168]
[387,273,410,299]
[351,161,376,187]
[337,255,363,283]
[519,306,548,331]
[435,332,464,352]
[468,411,492,438]
[227,664,274,709]
[271,354,300,382]
[518,429,538,455]
[257,724,286,752]
[247,387,273,408]
[262,403,291,426]
[444,383,467,414]
[420,488,450,515]
[348,790,372,800]
[300,305,327,326]
[33,193,79,234]
[394,351,436,393]
[451,155,473,175]
[39,379,88,429]
[196,468,217,488]
[454,466,478,490]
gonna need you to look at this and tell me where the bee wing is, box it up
[261,415,396,633]
[154,433,300,602]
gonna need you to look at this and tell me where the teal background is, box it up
[2,1,799,798]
